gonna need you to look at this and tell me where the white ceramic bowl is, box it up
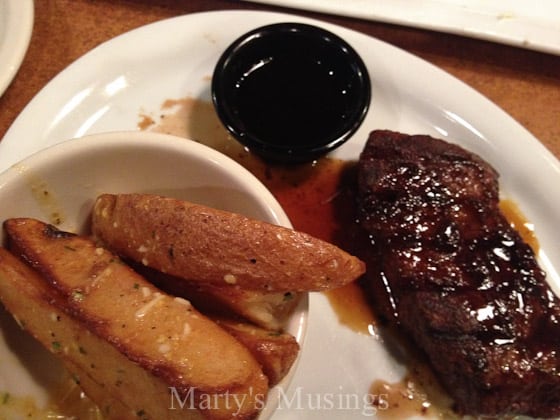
[0,131,307,418]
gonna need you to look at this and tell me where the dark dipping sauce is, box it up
[212,23,370,163]
[235,50,357,148]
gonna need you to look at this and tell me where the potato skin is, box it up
[3,218,268,420]
[92,193,365,292]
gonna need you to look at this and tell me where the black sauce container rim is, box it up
[211,22,371,164]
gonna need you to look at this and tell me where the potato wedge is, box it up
[179,284,302,332]
[4,218,268,420]
[124,264,301,385]
[133,262,302,331]
[215,319,300,387]
[61,362,137,419]
[0,247,184,419]
[92,193,365,292]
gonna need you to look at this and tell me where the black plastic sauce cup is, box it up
[212,22,371,164]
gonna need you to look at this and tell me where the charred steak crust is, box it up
[357,130,560,417]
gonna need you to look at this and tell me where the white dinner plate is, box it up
[0,0,34,96]
[246,0,560,55]
[1,10,560,419]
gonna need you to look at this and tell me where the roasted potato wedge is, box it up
[125,264,301,386]
[181,284,302,332]
[92,193,365,292]
[61,362,138,419]
[215,319,300,387]
[0,248,187,419]
[4,218,268,420]
[133,262,303,331]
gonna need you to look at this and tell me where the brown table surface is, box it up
[1,0,559,160]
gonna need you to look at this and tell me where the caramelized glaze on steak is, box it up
[357,130,560,417]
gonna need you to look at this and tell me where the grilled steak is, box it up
[357,130,560,417]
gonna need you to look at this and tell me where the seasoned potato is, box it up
[4,219,268,420]
[215,318,301,386]
[126,263,302,386]
[92,193,365,292]
[133,262,303,331]
[0,248,186,419]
